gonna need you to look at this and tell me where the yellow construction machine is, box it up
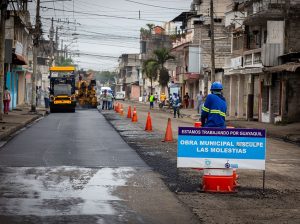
[49,66,77,113]
[76,76,98,108]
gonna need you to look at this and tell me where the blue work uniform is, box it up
[201,94,227,128]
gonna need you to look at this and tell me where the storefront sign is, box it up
[15,41,23,56]
[177,127,266,170]
[231,56,242,69]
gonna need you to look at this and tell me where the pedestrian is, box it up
[44,87,50,108]
[36,86,41,106]
[149,92,154,109]
[184,92,190,108]
[154,92,159,105]
[107,91,113,110]
[201,82,227,128]
[101,89,108,110]
[3,87,11,114]
[143,90,147,103]
[159,92,166,108]
[172,93,180,118]
[196,91,204,115]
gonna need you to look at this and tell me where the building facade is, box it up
[224,0,300,123]
[116,54,141,100]
[4,9,32,109]
[169,0,231,108]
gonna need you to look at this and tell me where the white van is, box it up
[115,91,125,100]
[100,87,112,93]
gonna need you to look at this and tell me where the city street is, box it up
[0,110,199,224]
[1,0,300,223]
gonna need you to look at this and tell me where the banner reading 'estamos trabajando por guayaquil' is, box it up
[177,127,266,170]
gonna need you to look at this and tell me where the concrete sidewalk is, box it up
[0,105,46,141]
[128,100,300,145]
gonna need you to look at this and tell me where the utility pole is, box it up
[0,1,8,120]
[60,39,63,64]
[55,26,59,63]
[49,17,54,67]
[31,0,41,112]
[210,0,215,83]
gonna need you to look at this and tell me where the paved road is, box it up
[0,110,199,224]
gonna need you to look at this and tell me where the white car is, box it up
[115,91,125,100]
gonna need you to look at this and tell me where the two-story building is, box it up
[116,54,141,100]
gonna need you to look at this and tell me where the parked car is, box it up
[115,91,125,100]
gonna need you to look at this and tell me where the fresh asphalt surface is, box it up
[0,109,145,167]
[0,109,199,224]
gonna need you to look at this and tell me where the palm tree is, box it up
[142,59,159,94]
[153,48,175,94]
[140,23,155,39]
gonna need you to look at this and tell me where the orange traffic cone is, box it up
[127,106,132,118]
[120,108,124,116]
[117,103,121,113]
[115,103,119,113]
[145,112,152,132]
[132,110,138,122]
[162,118,173,142]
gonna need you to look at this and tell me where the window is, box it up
[244,54,252,66]
[233,33,244,51]
[253,52,261,64]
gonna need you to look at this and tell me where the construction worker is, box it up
[201,82,226,128]
[171,93,181,118]
[149,93,155,109]
[159,92,167,108]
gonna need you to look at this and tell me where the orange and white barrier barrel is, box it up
[202,168,235,193]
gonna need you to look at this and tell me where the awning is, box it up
[263,62,300,73]
[184,72,200,80]
[12,53,27,65]
[171,11,197,22]
[224,67,263,75]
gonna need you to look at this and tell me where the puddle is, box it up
[0,167,135,216]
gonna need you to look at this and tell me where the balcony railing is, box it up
[243,48,262,67]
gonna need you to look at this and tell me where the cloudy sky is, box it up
[28,0,191,71]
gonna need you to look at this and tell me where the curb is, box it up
[0,114,44,141]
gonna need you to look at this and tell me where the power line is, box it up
[123,0,185,11]
[40,6,166,22]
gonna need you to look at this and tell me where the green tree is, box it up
[56,56,73,66]
[142,59,159,94]
[153,48,175,94]
[96,71,116,85]
[140,23,155,39]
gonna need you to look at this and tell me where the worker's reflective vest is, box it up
[149,95,154,102]
[201,93,227,128]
